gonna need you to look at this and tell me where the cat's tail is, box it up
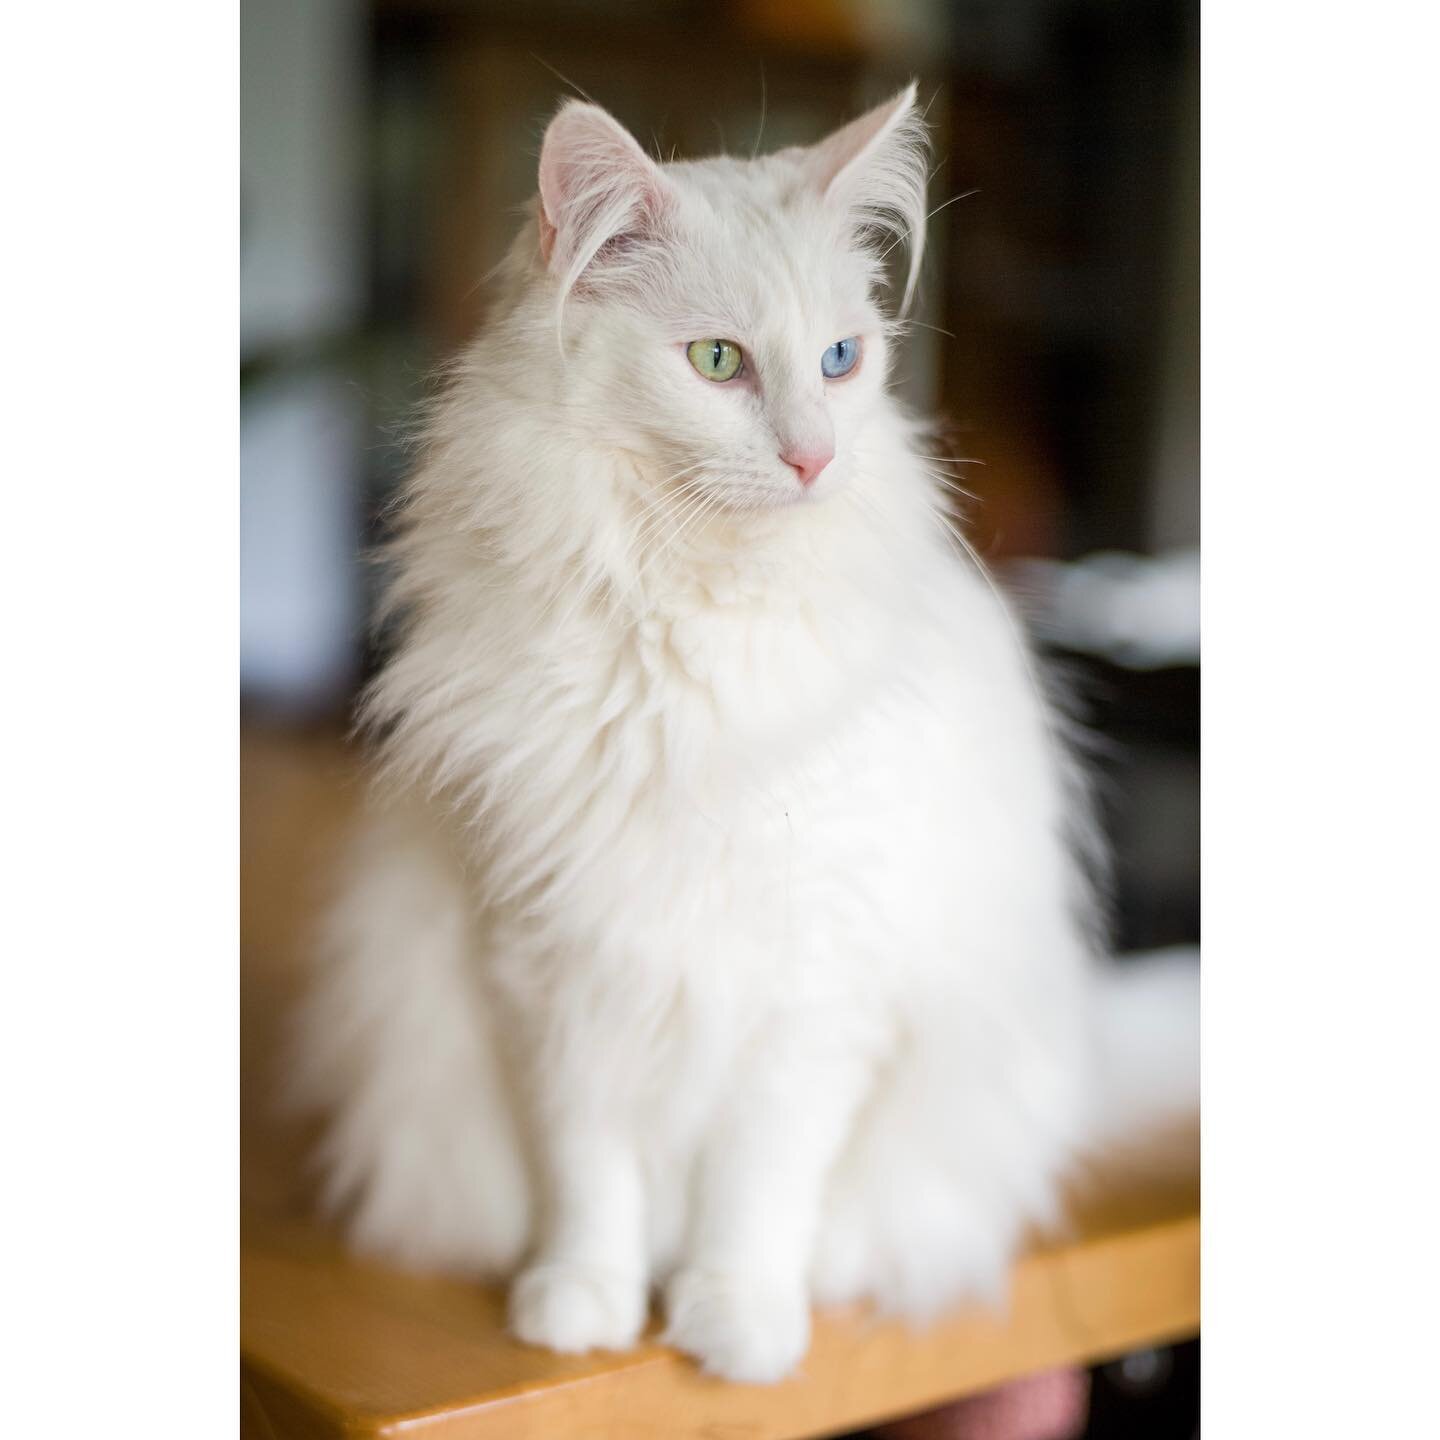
[1089,945,1200,1149]
[284,795,532,1277]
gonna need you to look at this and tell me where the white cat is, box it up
[289,84,1199,1384]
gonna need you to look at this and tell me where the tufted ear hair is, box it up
[537,100,674,309]
[805,83,929,312]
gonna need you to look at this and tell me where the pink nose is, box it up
[781,446,834,487]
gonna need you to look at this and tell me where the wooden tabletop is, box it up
[241,725,1199,1440]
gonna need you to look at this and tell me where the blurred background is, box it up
[241,2,1198,1433]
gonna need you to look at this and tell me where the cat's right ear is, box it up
[537,101,672,303]
[804,84,929,313]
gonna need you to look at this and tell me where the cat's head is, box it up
[527,85,928,512]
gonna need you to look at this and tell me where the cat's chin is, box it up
[686,485,824,517]
[745,480,846,512]
[649,470,847,517]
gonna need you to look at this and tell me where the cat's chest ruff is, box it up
[620,573,889,751]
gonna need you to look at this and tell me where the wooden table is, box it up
[241,726,1199,1439]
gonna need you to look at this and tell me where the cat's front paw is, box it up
[508,1261,646,1354]
[662,1267,811,1384]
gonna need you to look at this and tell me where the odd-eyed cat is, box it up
[291,85,1198,1384]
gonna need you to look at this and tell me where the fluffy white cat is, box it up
[290,84,1199,1384]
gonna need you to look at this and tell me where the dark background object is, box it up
[1086,1340,1200,1439]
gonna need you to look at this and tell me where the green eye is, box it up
[687,338,744,383]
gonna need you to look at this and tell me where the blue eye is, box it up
[821,337,860,379]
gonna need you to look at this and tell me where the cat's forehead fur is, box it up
[646,151,878,341]
[535,86,927,333]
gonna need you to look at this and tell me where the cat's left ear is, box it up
[537,100,673,304]
[805,83,929,311]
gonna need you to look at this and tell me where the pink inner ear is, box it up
[538,208,559,265]
[806,83,920,197]
[536,101,669,286]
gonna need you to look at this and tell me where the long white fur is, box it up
[289,86,1198,1384]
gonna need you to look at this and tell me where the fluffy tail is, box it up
[284,798,532,1276]
[1091,945,1200,1148]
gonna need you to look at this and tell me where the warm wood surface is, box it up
[241,726,1199,1440]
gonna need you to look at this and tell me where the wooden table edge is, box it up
[242,1208,1199,1440]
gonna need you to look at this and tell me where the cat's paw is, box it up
[508,1261,646,1354]
[662,1267,811,1384]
